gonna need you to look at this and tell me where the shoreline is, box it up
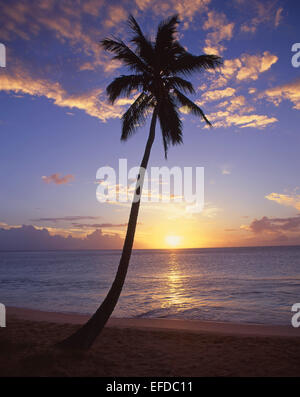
[7,306,299,338]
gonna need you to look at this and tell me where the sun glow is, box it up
[165,235,182,247]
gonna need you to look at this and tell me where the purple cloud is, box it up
[0,225,123,250]
[248,215,300,234]
[31,216,100,223]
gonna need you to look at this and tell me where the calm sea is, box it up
[0,246,300,325]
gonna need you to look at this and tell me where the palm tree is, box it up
[58,14,222,350]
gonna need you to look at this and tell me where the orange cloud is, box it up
[179,106,191,114]
[0,66,124,121]
[197,55,278,130]
[105,5,127,27]
[274,7,283,27]
[195,50,279,130]
[229,114,277,128]
[203,11,234,55]
[0,0,116,72]
[207,52,278,90]
[236,52,278,81]
[135,0,211,26]
[226,96,252,112]
[41,173,74,185]
[82,0,105,16]
[265,192,300,211]
[208,111,277,129]
[239,0,284,33]
[262,78,300,110]
[200,87,236,102]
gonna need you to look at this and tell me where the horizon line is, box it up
[1,244,300,253]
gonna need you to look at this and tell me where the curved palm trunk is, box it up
[57,109,158,350]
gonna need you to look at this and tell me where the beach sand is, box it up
[0,306,300,377]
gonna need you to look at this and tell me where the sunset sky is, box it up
[0,0,300,249]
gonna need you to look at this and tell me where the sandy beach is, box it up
[0,306,299,377]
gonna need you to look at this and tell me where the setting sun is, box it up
[165,235,182,247]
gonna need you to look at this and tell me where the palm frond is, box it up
[128,15,154,66]
[155,14,180,53]
[167,76,195,94]
[158,93,183,158]
[100,38,149,73]
[121,93,153,141]
[155,15,182,73]
[172,89,211,126]
[170,53,223,76]
[106,75,146,104]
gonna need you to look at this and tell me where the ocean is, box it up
[0,246,299,326]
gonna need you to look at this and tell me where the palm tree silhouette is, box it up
[58,14,222,350]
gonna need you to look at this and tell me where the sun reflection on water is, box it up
[161,251,189,310]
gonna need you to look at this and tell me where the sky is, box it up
[0,0,300,249]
